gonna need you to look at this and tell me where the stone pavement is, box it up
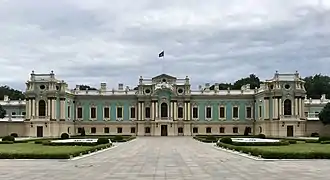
[1,137,330,180]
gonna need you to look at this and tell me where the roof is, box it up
[152,74,177,80]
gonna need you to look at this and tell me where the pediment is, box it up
[152,74,176,81]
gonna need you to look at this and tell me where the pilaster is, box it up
[187,102,191,120]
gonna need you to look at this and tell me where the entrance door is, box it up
[161,125,168,136]
[287,126,294,137]
[37,126,43,137]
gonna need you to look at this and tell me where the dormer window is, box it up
[162,78,166,83]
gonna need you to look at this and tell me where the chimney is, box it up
[100,83,106,91]
[214,83,219,91]
[205,83,210,91]
[4,95,9,102]
[118,83,123,90]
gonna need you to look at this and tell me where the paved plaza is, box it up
[0,137,330,180]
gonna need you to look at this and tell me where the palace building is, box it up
[0,71,328,137]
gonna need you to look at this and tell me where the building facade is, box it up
[0,71,328,138]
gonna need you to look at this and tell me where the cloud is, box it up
[0,0,329,91]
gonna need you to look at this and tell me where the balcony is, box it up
[306,113,320,121]
[155,117,174,122]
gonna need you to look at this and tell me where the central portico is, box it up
[136,73,192,136]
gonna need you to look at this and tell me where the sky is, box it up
[0,0,329,91]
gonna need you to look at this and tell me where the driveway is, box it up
[0,137,330,180]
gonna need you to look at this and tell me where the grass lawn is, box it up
[245,142,330,153]
[0,142,94,155]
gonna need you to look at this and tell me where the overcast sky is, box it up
[0,0,329,91]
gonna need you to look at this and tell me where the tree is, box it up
[232,74,261,90]
[0,85,25,100]
[304,74,330,99]
[0,104,6,119]
[319,102,330,125]
[77,85,97,90]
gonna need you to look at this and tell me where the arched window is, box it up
[284,99,292,115]
[161,103,168,118]
[38,100,46,117]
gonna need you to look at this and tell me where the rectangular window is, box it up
[246,107,252,119]
[91,127,96,134]
[78,127,82,133]
[130,107,136,119]
[67,106,70,118]
[192,107,198,118]
[178,127,183,133]
[259,106,262,118]
[206,127,212,133]
[131,127,136,133]
[104,107,110,119]
[117,107,123,118]
[77,107,83,119]
[220,127,225,133]
[145,107,151,118]
[219,107,225,118]
[91,107,96,119]
[233,127,238,133]
[145,127,151,133]
[117,127,122,133]
[233,107,239,118]
[193,127,198,133]
[104,127,109,133]
[206,107,212,118]
[178,107,184,118]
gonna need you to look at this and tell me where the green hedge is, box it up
[0,143,112,159]
[217,142,330,159]
[193,136,218,143]
[231,140,290,146]
[0,141,14,144]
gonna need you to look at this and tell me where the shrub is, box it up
[0,141,14,144]
[10,133,18,137]
[288,140,297,144]
[113,135,123,141]
[311,132,319,137]
[60,133,70,139]
[97,138,110,145]
[2,136,15,142]
[318,137,330,142]
[35,140,49,144]
[231,140,289,146]
[220,137,232,144]
[305,139,319,143]
[321,141,330,144]
[205,136,217,142]
[256,134,266,139]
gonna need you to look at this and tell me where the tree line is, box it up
[0,74,329,101]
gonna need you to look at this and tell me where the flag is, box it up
[159,51,164,58]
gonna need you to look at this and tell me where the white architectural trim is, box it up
[89,106,97,121]
[116,106,123,120]
[103,106,110,121]
[129,106,136,121]
[232,106,239,120]
[245,106,252,120]
[76,106,83,120]
[191,105,199,120]
[205,105,212,121]
[218,105,226,120]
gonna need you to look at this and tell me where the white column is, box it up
[155,102,158,119]
[170,102,174,119]
[174,102,177,120]
[26,99,31,119]
[141,102,144,120]
[52,99,56,120]
[295,98,298,116]
[47,99,51,117]
[301,98,305,118]
[274,98,278,119]
[184,102,187,120]
[60,99,65,119]
[138,102,141,120]
[36,100,39,117]
[264,99,269,119]
[187,102,191,120]
[151,102,155,120]
[279,98,282,117]
[31,99,35,117]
